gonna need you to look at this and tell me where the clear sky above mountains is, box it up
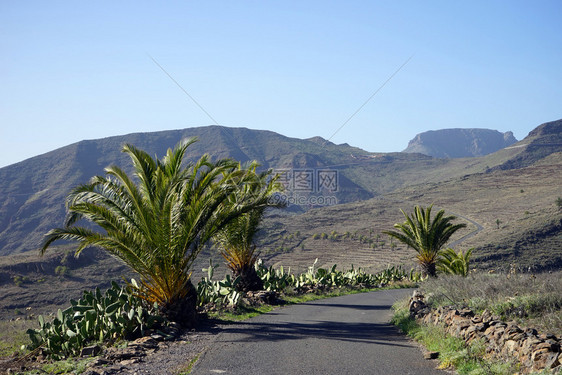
[1,1,561,168]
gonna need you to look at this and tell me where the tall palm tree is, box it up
[383,205,466,277]
[41,138,276,326]
[214,162,284,292]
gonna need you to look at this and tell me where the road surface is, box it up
[192,288,446,375]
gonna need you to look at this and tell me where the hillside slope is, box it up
[259,120,562,272]
[493,119,562,170]
[0,126,375,255]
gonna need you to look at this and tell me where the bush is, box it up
[26,282,164,359]
[255,259,422,292]
[437,248,472,277]
[13,275,29,287]
[197,260,241,308]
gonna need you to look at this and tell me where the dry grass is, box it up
[419,271,562,335]
[0,319,35,357]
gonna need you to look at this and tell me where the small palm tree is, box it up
[437,248,473,277]
[383,205,467,277]
[41,139,275,326]
[214,163,284,292]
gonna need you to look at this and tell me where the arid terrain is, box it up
[0,120,560,321]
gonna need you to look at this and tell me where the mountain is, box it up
[403,128,518,158]
[0,126,380,255]
[0,120,561,318]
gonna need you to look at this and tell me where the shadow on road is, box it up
[214,319,412,348]
[297,302,393,311]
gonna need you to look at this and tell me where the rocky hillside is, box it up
[403,128,518,158]
[493,119,562,170]
[0,126,383,255]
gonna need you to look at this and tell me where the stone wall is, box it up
[409,291,561,374]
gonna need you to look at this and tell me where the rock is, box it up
[81,345,102,357]
[88,357,112,367]
[525,328,538,336]
[424,351,439,360]
[410,295,562,374]
[412,290,424,299]
[504,340,518,354]
[408,299,428,318]
[474,323,487,332]
[131,336,159,349]
[120,358,141,365]
[105,346,145,361]
[471,316,482,324]
[249,290,280,305]
[543,333,558,341]
[531,348,551,370]
[149,334,165,341]
[481,309,492,323]
[545,352,560,370]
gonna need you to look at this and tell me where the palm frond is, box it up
[437,247,473,276]
[383,205,467,277]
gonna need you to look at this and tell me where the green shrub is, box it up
[437,248,472,277]
[26,282,164,359]
[255,259,421,292]
[197,260,241,308]
[13,275,29,287]
[255,260,295,292]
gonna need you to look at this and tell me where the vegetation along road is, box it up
[192,289,445,375]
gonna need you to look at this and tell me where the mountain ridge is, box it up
[0,126,375,255]
[403,128,518,158]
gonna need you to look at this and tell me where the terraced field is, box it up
[263,239,416,275]
[259,151,562,273]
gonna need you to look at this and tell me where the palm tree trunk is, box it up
[159,281,198,328]
[234,265,264,292]
[421,262,437,278]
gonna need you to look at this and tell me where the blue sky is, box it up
[1,1,561,168]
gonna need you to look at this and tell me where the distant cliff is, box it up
[403,128,518,158]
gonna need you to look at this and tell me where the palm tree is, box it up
[41,138,276,326]
[437,247,473,277]
[383,205,466,277]
[214,163,284,292]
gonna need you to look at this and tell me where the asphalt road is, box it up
[192,289,446,375]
